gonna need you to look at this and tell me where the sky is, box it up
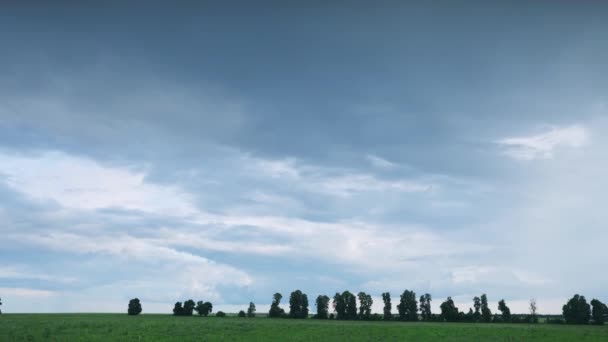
[1,2,607,315]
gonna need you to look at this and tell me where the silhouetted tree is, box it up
[529,298,538,323]
[268,293,285,318]
[440,297,460,322]
[382,292,392,321]
[315,295,330,319]
[183,299,196,316]
[357,292,373,320]
[345,291,358,320]
[498,299,511,322]
[238,310,246,317]
[0,297,3,314]
[563,294,591,324]
[127,298,142,316]
[334,291,357,320]
[473,296,481,322]
[247,302,256,317]
[480,294,492,323]
[216,311,226,317]
[397,290,418,321]
[289,290,309,318]
[465,308,474,322]
[590,299,607,325]
[195,301,213,316]
[419,293,432,321]
[173,302,184,316]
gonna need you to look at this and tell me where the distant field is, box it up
[1,314,607,341]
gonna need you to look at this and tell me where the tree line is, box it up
[122,291,607,324]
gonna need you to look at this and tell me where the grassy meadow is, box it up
[1,314,608,341]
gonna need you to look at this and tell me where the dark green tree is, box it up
[419,293,432,321]
[473,296,481,322]
[334,291,357,320]
[382,292,392,321]
[173,302,184,316]
[440,297,460,322]
[247,302,256,317]
[127,298,142,315]
[289,290,309,318]
[315,295,330,319]
[357,292,373,320]
[563,294,591,324]
[183,299,196,316]
[345,291,358,320]
[590,299,607,325]
[333,292,345,320]
[498,299,511,322]
[238,310,246,317]
[480,294,492,323]
[397,290,418,321]
[268,293,285,318]
[216,311,226,317]
[195,301,213,316]
[0,297,3,314]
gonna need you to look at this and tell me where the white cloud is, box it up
[497,125,588,160]
[0,287,56,298]
[0,151,197,216]
[366,154,396,169]
[246,155,434,197]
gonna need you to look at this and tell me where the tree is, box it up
[289,290,309,319]
[473,296,481,322]
[590,299,608,325]
[315,295,330,319]
[173,302,184,316]
[563,294,591,324]
[345,291,358,320]
[382,292,392,321]
[247,302,256,317]
[127,298,142,316]
[0,297,2,314]
[529,298,538,323]
[333,292,345,320]
[183,299,196,316]
[216,311,226,317]
[440,297,460,322]
[238,310,246,317]
[268,293,285,318]
[498,299,511,322]
[195,301,213,316]
[419,293,432,321]
[334,291,357,320]
[357,292,373,320]
[397,290,418,321]
[480,294,492,323]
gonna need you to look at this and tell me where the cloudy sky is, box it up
[1,2,607,314]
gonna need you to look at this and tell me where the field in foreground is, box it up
[1,314,608,341]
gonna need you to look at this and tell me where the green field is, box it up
[1,314,607,341]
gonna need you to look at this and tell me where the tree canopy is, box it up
[498,299,511,322]
[440,297,460,322]
[382,292,392,321]
[195,301,213,316]
[357,292,373,320]
[127,298,142,316]
[247,302,256,317]
[590,299,607,325]
[315,295,330,319]
[289,290,309,319]
[397,290,418,321]
[268,293,285,318]
[563,294,591,324]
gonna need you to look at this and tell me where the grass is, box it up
[1,314,607,341]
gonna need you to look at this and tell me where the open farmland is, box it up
[1,314,607,341]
